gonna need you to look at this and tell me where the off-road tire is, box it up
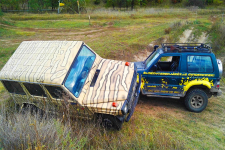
[21,103,44,117]
[101,114,123,130]
[184,89,208,113]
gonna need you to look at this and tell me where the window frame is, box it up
[44,85,64,99]
[153,54,181,72]
[187,55,214,73]
[23,83,47,97]
[63,44,96,98]
[1,80,26,95]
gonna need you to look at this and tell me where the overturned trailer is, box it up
[0,41,140,130]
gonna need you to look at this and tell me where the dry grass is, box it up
[0,108,91,149]
[0,99,185,150]
[1,92,225,149]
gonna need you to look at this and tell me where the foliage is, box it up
[213,0,224,5]
[0,0,20,10]
[210,22,225,55]
[171,0,182,4]
[105,0,140,10]
[94,0,101,4]
[62,0,79,13]
[0,9,3,17]
[0,107,89,149]
[185,0,206,8]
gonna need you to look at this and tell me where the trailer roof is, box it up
[0,41,83,85]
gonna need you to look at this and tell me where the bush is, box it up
[210,22,225,55]
[0,9,3,17]
[185,0,206,8]
[165,27,172,34]
[94,0,101,5]
[0,105,94,149]
[171,0,182,4]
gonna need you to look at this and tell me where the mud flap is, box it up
[125,74,141,122]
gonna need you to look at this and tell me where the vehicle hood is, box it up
[134,61,145,70]
[83,59,135,105]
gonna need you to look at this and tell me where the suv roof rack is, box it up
[161,43,212,53]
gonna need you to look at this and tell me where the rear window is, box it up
[1,81,26,95]
[187,56,213,73]
[45,86,64,99]
[23,83,46,97]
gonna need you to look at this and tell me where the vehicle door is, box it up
[142,54,182,96]
[179,54,216,95]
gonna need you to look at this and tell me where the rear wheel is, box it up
[184,89,208,113]
[21,103,44,117]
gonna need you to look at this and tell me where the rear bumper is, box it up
[210,87,222,97]
[214,89,222,97]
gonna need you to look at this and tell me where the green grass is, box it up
[15,20,91,29]
[0,82,5,93]
[0,45,18,69]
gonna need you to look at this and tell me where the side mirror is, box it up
[154,45,159,51]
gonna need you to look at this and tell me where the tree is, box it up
[140,0,148,6]
[171,0,182,4]
[48,0,58,10]
[185,0,206,8]
[94,0,101,4]
[1,0,20,10]
[129,0,139,10]
[62,0,79,13]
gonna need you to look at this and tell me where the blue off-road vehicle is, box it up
[135,43,223,112]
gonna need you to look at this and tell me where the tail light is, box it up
[216,81,220,89]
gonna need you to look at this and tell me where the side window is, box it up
[187,56,213,73]
[1,81,26,95]
[151,56,180,72]
[158,56,173,62]
[45,86,64,99]
[23,83,46,97]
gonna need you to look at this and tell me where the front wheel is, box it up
[99,114,124,130]
[184,89,208,113]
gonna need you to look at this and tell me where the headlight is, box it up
[122,104,128,115]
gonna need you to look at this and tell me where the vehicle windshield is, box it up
[65,45,96,98]
[145,50,160,68]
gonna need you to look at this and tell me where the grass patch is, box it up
[209,22,225,55]
[0,45,18,69]
[0,82,5,93]
[15,20,91,29]
[0,27,17,38]
[0,94,224,149]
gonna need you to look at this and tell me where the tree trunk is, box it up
[131,0,134,10]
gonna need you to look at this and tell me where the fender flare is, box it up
[183,80,211,92]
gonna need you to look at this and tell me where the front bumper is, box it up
[125,73,141,122]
